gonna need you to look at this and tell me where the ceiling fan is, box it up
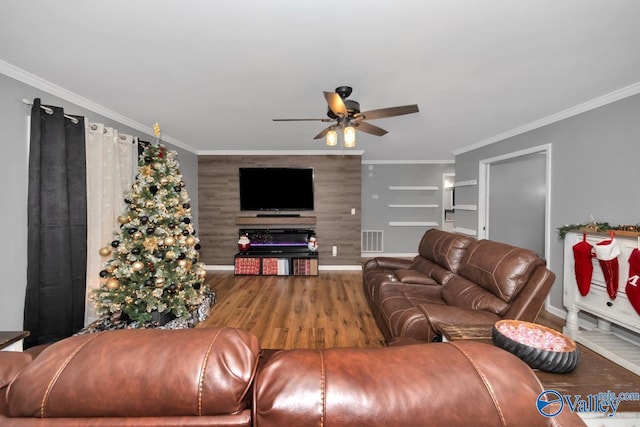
[272,86,419,147]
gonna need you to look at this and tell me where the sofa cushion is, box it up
[407,257,455,284]
[441,275,510,316]
[254,342,568,427]
[7,327,260,418]
[416,229,475,274]
[458,239,545,303]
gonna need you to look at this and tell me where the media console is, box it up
[234,228,318,276]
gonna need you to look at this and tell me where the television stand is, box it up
[256,213,301,218]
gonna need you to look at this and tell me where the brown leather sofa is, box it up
[363,229,556,343]
[0,327,583,426]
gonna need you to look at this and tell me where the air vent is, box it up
[362,230,383,252]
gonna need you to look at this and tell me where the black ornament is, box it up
[145,279,154,287]
[144,156,152,164]
[140,216,149,224]
[128,227,138,235]
[131,247,141,255]
[99,270,109,278]
[183,218,191,224]
[182,203,190,209]
[124,198,132,204]
[152,250,162,258]
[178,252,186,260]
[149,185,158,195]
[193,282,201,290]
[168,222,176,229]
[182,230,190,236]
[174,186,182,192]
[147,227,156,235]
[168,283,177,292]
[195,243,201,250]
[111,240,120,248]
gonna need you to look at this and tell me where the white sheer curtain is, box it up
[85,123,137,325]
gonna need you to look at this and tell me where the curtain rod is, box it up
[22,98,80,124]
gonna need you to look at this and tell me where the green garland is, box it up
[557,222,640,240]
[557,222,612,240]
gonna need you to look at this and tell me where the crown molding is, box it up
[197,149,364,156]
[0,60,197,153]
[453,81,640,156]
[361,159,454,165]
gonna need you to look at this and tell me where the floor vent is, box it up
[362,230,383,252]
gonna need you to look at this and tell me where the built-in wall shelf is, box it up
[453,204,477,211]
[235,216,316,226]
[389,221,439,227]
[454,180,477,187]
[453,227,477,236]
[388,186,439,191]
[388,204,439,208]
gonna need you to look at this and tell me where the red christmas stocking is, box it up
[594,233,621,300]
[572,234,594,296]
[627,248,640,315]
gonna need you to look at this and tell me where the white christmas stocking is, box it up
[593,233,621,300]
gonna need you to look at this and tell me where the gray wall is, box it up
[454,93,640,315]
[361,162,455,255]
[0,73,199,330]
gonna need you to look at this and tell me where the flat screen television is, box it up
[239,167,314,211]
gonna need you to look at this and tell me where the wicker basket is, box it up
[492,319,579,373]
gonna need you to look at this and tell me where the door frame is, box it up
[477,143,552,262]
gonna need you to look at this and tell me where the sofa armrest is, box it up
[0,352,33,416]
[395,268,438,285]
[364,256,413,271]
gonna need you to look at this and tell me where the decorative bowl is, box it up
[492,319,579,373]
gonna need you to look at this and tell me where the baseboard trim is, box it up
[205,264,362,271]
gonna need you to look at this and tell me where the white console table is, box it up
[563,231,640,375]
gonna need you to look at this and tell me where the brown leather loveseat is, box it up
[0,327,583,426]
[363,229,555,343]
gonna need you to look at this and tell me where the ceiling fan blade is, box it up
[313,126,333,140]
[356,104,419,121]
[323,91,347,117]
[354,121,388,137]
[273,118,333,122]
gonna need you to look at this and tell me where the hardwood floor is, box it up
[199,271,386,349]
[200,271,640,412]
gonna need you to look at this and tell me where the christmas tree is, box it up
[92,126,209,327]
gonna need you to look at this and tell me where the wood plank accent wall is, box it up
[198,155,362,266]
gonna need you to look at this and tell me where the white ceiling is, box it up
[1,0,640,161]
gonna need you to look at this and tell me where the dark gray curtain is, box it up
[24,98,87,348]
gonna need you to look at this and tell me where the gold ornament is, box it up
[178,259,187,268]
[153,162,162,170]
[117,215,130,224]
[99,246,112,257]
[145,200,155,209]
[133,231,143,240]
[164,236,176,246]
[197,269,207,278]
[165,250,175,260]
[153,122,161,138]
[106,278,120,290]
[160,177,169,185]
[143,237,159,251]
[140,165,153,177]
[155,277,165,287]
[185,236,196,246]
[131,261,144,272]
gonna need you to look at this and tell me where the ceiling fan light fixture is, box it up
[343,125,356,148]
[326,128,338,146]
